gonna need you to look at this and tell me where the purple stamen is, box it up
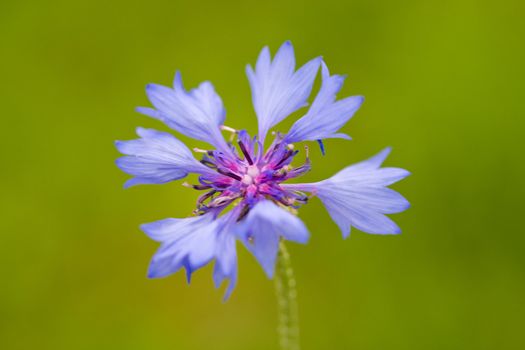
[192,184,212,190]
[200,159,217,168]
[192,130,311,216]
[217,168,242,181]
[238,140,254,165]
[197,190,217,207]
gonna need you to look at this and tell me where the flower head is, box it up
[116,41,410,299]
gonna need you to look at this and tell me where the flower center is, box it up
[241,165,260,185]
[190,130,311,215]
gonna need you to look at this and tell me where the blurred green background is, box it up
[1,0,524,349]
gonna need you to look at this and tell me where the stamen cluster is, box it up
[189,129,310,218]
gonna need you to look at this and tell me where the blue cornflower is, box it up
[116,41,410,299]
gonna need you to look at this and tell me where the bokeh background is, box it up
[1,0,524,349]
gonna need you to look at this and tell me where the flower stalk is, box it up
[275,241,301,350]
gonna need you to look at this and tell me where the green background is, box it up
[2,0,524,349]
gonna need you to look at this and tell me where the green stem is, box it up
[274,241,301,350]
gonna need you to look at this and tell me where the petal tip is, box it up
[123,178,138,189]
[139,223,151,234]
[147,265,162,279]
[114,140,123,150]
[145,83,157,92]
[264,267,275,279]
[135,106,149,114]
[185,269,192,284]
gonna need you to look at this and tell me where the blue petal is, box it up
[141,215,212,242]
[141,214,217,278]
[213,230,238,301]
[286,61,364,143]
[341,147,392,171]
[211,208,239,300]
[237,200,309,278]
[115,127,214,188]
[213,230,237,300]
[317,140,325,155]
[137,72,231,153]
[141,211,239,299]
[281,148,410,237]
[246,41,321,142]
[248,227,280,278]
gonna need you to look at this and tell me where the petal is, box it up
[342,147,392,171]
[213,230,238,301]
[244,223,280,278]
[115,127,214,188]
[138,72,231,153]
[286,61,364,143]
[282,148,410,237]
[142,211,239,299]
[143,214,219,279]
[332,187,410,214]
[247,41,321,142]
[141,215,213,242]
[330,167,411,187]
[237,200,309,278]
